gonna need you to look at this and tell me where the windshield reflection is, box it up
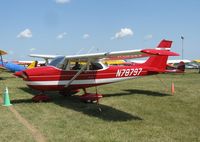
[49,56,65,69]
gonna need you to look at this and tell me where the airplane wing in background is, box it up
[0,50,7,55]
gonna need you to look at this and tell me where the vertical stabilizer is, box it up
[144,40,173,71]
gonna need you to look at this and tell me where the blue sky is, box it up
[0,0,199,60]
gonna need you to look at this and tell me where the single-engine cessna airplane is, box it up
[15,39,179,102]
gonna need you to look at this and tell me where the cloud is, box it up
[144,34,153,40]
[83,34,90,39]
[56,32,67,39]
[55,0,71,4]
[29,48,36,52]
[17,29,32,38]
[112,28,133,39]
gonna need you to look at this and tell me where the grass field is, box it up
[0,70,200,142]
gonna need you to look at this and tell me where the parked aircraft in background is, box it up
[127,59,199,70]
[0,61,37,72]
[193,60,200,63]
[165,61,185,73]
[12,60,45,66]
[0,60,39,72]
[0,50,8,72]
[168,60,199,69]
[0,61,26,72]
[15,39,179,102]
[0,49,7,62]
[0,49,38,72]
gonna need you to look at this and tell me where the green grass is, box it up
[0,70,200,142]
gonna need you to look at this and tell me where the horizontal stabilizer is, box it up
[141,49,179,56]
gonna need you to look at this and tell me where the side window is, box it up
[72,62,81,70]
[90,62,103,70]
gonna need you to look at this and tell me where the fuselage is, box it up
[18,64,156,91]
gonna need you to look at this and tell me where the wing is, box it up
[64,49,146,61]
[29,50,144,61]
[29,54,58,59]
[29,54,61,64]
[29,49,148,62]
[29,40,179,62]
[29,49,178,62]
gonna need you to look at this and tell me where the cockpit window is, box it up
[49,57,108,71]
[90,62,103,70]
[49,56,65,69]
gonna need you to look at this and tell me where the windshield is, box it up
[49,56,65,68]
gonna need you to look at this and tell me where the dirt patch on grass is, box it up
[0,98,46,142]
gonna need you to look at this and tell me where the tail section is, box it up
[156,39,172,50]
[143,40,176,72]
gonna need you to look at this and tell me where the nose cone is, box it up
[14,71,23,78]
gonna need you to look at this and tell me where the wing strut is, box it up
[64,61,89,88]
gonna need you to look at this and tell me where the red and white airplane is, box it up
[15,39,179,102]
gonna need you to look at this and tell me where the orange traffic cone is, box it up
[171,82,175,95]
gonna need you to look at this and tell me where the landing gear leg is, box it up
[83,88,87,94]
[95,86,102,112]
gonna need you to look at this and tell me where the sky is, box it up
[0,0,200,61]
